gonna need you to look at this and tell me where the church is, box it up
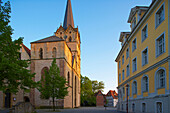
[0,0,81,109]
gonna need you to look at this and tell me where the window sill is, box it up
[142,91,148,93]
[142,63,148,67]
[157,87,165,90]
[155,19,165,29]
[156,51,165,58]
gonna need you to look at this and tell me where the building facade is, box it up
[115,0,170,113]
[0,0,81,109]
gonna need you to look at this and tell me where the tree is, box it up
[81,75,105,106]
[92,80,104,93]
[38,58,68,111]
[0,1,37,94]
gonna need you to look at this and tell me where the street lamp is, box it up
[126,84,129,113]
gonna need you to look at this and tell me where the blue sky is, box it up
[7,0,152,93]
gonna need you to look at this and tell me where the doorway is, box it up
[5,89,11,108]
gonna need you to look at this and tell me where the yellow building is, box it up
[115,0,170,112]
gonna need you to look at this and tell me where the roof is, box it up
[63,0,74,29]
[31,36,64,44]
[127,6,149,23]
[106,90,118,99]
[21,44,31,57]
[119,32,131,42]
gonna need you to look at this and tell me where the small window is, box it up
[142,25,148,42]
[132,57,137,72]
[132,17,136,30]
[67,72,70,85]
[123,87,125,95]
[142,76,148,92]
[52,47,57,58]
[39,48,43,59]
[156,33,165,57]
[156,102,163,113]
[142,103,146,112]
[69,31,72,34]
[126,64,130,77]
[155,4,165,28]
[126,48,129,59]
[19,53,21,60]
[126,85,130,96]
[60,32,62,35]
[119,74,121,83]
[142,48,148,66]
[122,104,124,110]
[69,37,72,42]
[133,81,137,95]
[157,69,165,88]
[132,103,135,112]
[132,38,137,52]
[122,55,124,65]
[119,61,121,68]
[122,70,124,80]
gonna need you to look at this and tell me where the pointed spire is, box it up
[63,0,74,29]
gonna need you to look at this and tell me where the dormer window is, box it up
[132,17,136,30]
[69,37,72,42]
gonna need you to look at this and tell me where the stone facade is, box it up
[0,0,81,109]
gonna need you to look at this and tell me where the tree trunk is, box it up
[53,97,55,111]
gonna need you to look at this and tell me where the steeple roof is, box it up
[63,0,74,29]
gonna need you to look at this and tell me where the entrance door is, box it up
[5,90,11,108]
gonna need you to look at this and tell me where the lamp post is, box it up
[126,84,129,113]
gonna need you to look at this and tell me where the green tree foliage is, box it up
[92,80,104,93]
[81,75,105,106]
[38,59,68,111]
[0,1,37,94]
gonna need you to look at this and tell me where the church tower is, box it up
[30,0,81,108]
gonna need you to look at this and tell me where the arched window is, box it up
[39,48,43,59]
[132,103,135,112]
[69,36,72,42]
[52,47,57,58]
[67,72,70,85]
[132,81,137,95]
[142,103,146,112]
[142,76,148,92]
[41,67,48,86]
[41,67,49,99]
[157,69,165,88]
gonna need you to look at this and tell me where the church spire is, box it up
[63,0,74,29]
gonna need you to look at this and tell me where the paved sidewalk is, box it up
[36,107,125,113]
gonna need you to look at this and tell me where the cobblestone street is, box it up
[36,107,125,113]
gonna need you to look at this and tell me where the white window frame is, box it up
[122,55,124,65]
[132,103,135,112]
[155,3,165,28]
[142,47,148,66]
[141,24,148,42]
[158,69,165,88]
[119,61,121,69]
[141,102,147,112]
[126,64,130,77]
[155,32,165,57]
[119,74,121,83]
[132,81,137,95]
[132,38,137,52]
[126,48,129,59]
[142,75,149,92]
[132,17,136,30]
[155,101,163,113]
[122,70,125,80]
[132,57,137,72]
